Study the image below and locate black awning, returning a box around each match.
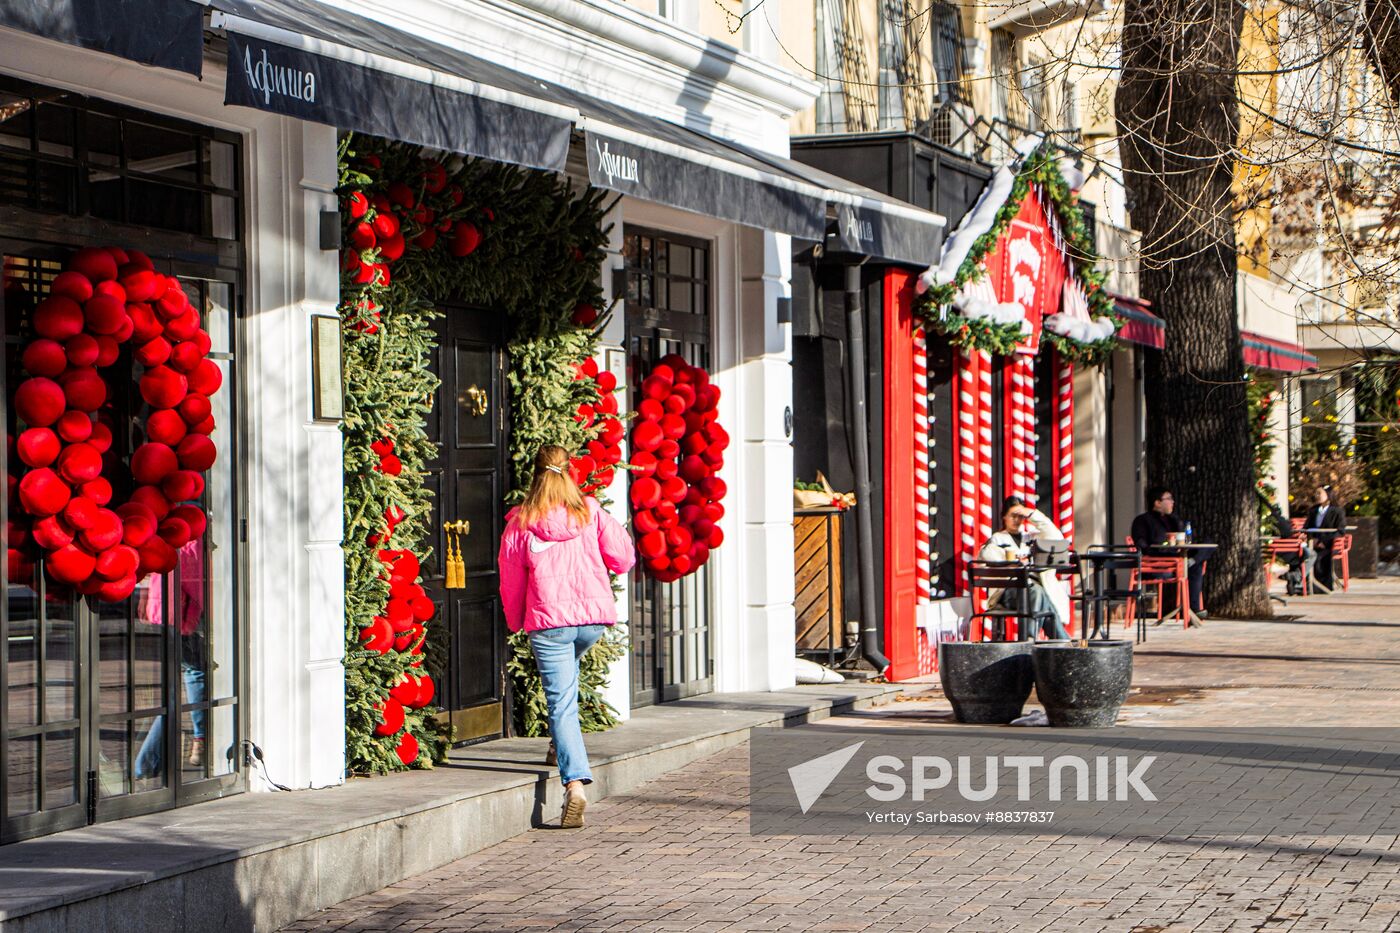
[207,0,938,246]
[210,0,575,173]
[1,0,204,75]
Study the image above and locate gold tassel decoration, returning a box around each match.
[444,520,469,590]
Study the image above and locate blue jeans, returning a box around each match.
[135,664,206,779]
[529,624,607,786]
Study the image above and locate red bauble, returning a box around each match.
[636,399,663,422]
[69,247,118,282]
[379,233,406,262]
[88,421,113,454]
[63,496,99,530]
[350,221,377,250]
[665,525,693,553]
[189,360,222,397]
[645,555,671,574]
[707,526,725,548]
[630,450,657,476]
[656,439,680,460]
[140,366,188,408]
[680,455,709,484]
[169,505,207,539]
[83,294,127,335]
[48,544,96,584]
[179,394,212,425]
[389,674,420,707]
[56,442,102,484]
[63,333,99,368]
[374,698,405,736]
[95,545,140,581]
[700,477,727,501]
[599,418,625,446]
[165,310,200,342]
[631,420,663,453]
[50,270,94,303]
[176,434,217,471]
[637,531,666,559]
[395,731,420,766]
[131,443,179,484]
[654,500,678,528]
[129,486,171,519]
[16,377,66,427]
[571,304,598,327]
[19,469,70,516]
[670,554,693,576]
[660,476,687,504]
[135,337,172,367]
[654,458,678,481]
[60,368,106,411]
[413,674,435,709]
[17,428,60,468]
[378,454,402,476]
[129,303,163,342]
[161,470,204,503]
[157,516,192,548]
[116,503,159,547]
[633,508,660,535]
[22,339,68,378]
[32,515,75,550]
[372,212,401,240]
[80,509,123,552]
[662,394,686,416]
[449,221,481,257]
[660,414,686,440]
[95,575,137,603]
[346,191,369,219]
[146,409,188,446]
[34,296,85,340]
[360,616,394,653]
[121,269,159,303]
[80,476,114,507]
[630,476,662,510]
[136,536,178,576]
[642,375,670,401]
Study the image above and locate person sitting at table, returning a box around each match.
[980,496,1070,640]
[1130,486,1207,620]
[1303,485,1346,591]
[1262,492,1314,596]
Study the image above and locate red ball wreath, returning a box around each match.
[10,247,221,600]
[571,357,623,494]
[628,355,728,582]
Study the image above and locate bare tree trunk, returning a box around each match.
[1116,0,1271,618]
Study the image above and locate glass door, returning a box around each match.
[622,227,714,707]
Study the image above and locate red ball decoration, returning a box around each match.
[95,545,140,581]
[19,468,70,516]
[654,458,678,481]
[80,477,114,507]
[637,531,666,559]
[169,505,207,539]
[56,442,102,484]
[33,296,85,340]
[95,575,138,603]
[137,536,178,576]
[179,394,212,425]
[129,303,162,342]
[157,516,192,548]
[17,428,60,468]
[60,368,106,411]
[63,496,99,530]
[83,294,127,335]
[80,509,124,552]
[22,339,68,378]
[165,310,200,342]
[680,455,709,484]
[660,414,687,440]
[189,360,222,397]
[637,399,664,422]
[16,378,67,427]
[360,616,394,653]
[374,698,405,736]
[661,476,688,504]
[631,420,663,453]
[32,515,75,550]
[161,470,204,503]
[131,443,178,484]
[656,439,680,460]
[129,486,171,519]
[176,434,217,471]
[116,503,159,547]
[50,270,94,303]
[121,269,159,303]
[140,366,188,409]
[146,409,188,446]
[449,221,481,257]
[571,304,598,327]
[48,544,96,584]
[88,422,113,454]
[136,337,172,367]
[96,335,122,368]
[630,477,662,510]
[633,509,661,535]
[395,731,420,766]
[69,247,118,282]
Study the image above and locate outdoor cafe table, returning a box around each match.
[1144,542,1218,628]
[1301,527,1349,594]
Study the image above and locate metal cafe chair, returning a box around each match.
[1081,546,1144,642]
[1124,535,1187,626]
[1333,533,1353,592]
[1264,538,1309,597]
[967,560,1056,642]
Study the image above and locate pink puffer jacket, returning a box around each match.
[498,498,636,634]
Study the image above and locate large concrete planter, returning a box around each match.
[1032,641,1133,727]
[937,640,1035,724]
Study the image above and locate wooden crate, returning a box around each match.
[794,508,844,651]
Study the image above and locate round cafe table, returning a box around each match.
[1302,528,1343,593]
[1144,542,1218,627]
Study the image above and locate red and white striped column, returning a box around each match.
[1008,355,1036,503]
[1053,355,1075,544]
[976,349,994,555]
[954,348,979,598]
[913,327,931,604]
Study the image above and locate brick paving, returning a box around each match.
[281,579,1400,932]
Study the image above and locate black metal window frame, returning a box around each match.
[0,75,247,844]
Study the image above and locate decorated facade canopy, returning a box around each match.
[913,137,1121,364]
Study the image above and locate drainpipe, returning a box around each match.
[843,260,890,675]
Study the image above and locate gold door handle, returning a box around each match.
[462,385,488,417]
[444,519,470,589]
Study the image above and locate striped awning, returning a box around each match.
[1112,294,1164,349]
[1242,331,1318,373]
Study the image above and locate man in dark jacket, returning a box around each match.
[1131,486,1207,619]
[1303,486,1346,591]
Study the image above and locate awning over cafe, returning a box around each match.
[1242,331,1318,373]
[1,0,204,75]
[1112,294,1165,350]
[207,0,939,249]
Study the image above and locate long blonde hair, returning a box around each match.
[514,445,589,529]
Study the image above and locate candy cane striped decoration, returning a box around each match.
[1054,356,1075,544]
[976,349,994,555]
[913,327,931,604]
[1008,356,1035,502]
[955,348,979,596]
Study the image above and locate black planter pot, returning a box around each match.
[1032,641,1133,727]
[937,641,1035,724]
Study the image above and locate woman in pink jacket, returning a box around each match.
[499,444,635,828]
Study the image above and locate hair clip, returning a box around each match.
[544,464,565,475]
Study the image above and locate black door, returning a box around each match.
[621,227,713,707]
[423,306,509,744]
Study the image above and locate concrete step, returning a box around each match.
[0,682,899,933]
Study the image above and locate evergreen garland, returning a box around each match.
[915,142,1121,361]
[337,135,618,774]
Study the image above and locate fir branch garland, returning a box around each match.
[337,136,617,774]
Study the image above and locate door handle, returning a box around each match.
[444,520,470,589]
[462,385,488,417]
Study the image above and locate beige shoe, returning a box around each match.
[560,783,587,829]
[188,737,205,767]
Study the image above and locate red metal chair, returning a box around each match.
[1264,538,1309,596]
[1290,517,1306,532]
[1125,536,1188,626]
[1332,533,1352,592]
